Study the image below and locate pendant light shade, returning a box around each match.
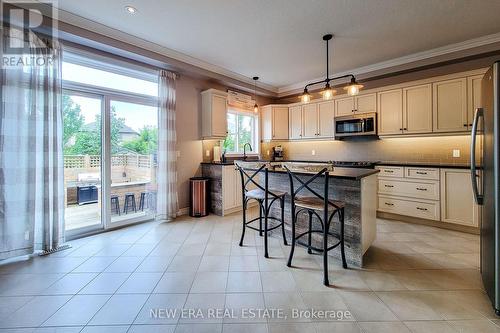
[344,77,364,96]
[321,82,336,100]
[300,88,312,103]
[253,76,259,113]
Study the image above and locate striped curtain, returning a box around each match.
[156,70,178,221]
[0,28,64,259]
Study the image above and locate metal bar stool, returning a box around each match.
[111,195,120,216]
[123,193,137,214]
[284,164,347,286]
[235,161,288,258]
[139,192,148,211]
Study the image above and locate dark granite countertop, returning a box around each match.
[201,161,236,166]
[267,166,379,180]
[376,161,471,169]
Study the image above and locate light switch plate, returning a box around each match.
[312,150,316,156]
[205,150,210,157]
[453,149,461,158]
[267,150,270,156]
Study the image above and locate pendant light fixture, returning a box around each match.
[253,76,259,113]
[300,34,363,103]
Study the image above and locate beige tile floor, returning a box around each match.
[0,209,497,333]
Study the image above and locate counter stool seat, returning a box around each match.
[295,196,345,211]
[246,188,286,200]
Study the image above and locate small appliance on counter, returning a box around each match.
[272,145,284,161]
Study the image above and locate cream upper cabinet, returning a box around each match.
[273,106,289,140]
[335,97,354,116]
[334,93,376,117]
[440,168,479,227]
[318,100,335,137]
[261,105,289,141]
[433,78,467,132]
[289,105,303,139]
[261,106,273,141]
[378,89,403,135]
[201,89,228,139]
[468,75,483,130]
[302,104,318,138]
[355,93,377,114]
[403,84,432,134]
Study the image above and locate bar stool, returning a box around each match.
[123,193,137,214]
[139,192,148,211]
[284,164,347,286]
[235,161,288,258]
[111,195,120,216]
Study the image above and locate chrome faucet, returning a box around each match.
[243,143,253,160]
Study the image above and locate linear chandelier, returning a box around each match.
[300,34,364,103]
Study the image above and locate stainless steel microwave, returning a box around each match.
[334,112,377,139]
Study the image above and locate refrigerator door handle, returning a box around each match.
[471,107,484,205]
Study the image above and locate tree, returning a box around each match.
[62,95,84,152]
[67,107,125,155]
[122,126,158,154]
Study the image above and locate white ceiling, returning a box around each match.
[55,0,500,92]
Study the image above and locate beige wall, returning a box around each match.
[175,75,273,210]
[262,135,471,164]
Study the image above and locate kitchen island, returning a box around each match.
[261,163,379,268]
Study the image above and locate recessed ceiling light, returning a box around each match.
[125,6,137,14]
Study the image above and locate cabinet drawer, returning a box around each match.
[378,179,439,200]
[378,196,440,221]
[375,166,404,178]
[405,167,439,180]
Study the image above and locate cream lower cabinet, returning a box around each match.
[222,166,243,214]
[440,168,480,227]
[377,165,480,229]
[377,166,441,221]
[261,105,289,141]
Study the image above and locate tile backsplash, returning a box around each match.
[261,135,471,164]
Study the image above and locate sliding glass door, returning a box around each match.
[61,50,159,238]
[63,92,105,237]
[108,99,158,227]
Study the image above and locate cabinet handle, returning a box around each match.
[384,184,394,188]
[403,128,407,130]
[399,128,403,131]
[384,170,394,173]
[464,124,468,127]
[415,171,428,175]
[385,202,394,206]
[469,124,473,127]
[416,187,428,191]
[416,207,428,211]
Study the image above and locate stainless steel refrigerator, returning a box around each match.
[472,61,500,315]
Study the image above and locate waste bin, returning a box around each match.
[189,177,209,217]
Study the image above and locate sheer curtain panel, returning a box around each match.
[0,28,64,260]
[156,70,178,221]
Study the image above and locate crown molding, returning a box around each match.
[53,7,279,94]
[277,31,500,96]
[47,4,500,98]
